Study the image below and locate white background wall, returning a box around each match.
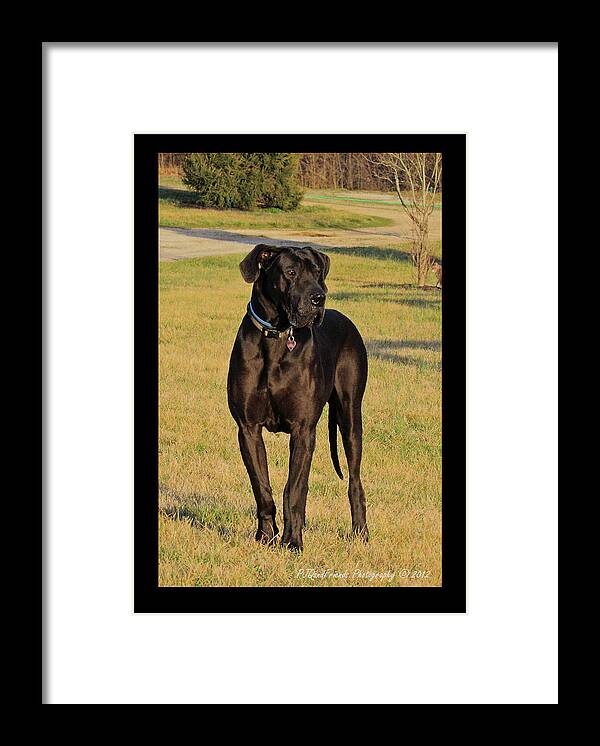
[45,43,558,704]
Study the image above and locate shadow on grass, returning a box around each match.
[325,245,412,263]
[365,339,442,371]
[330,290,441,309]
[159,483,251,539]
[361,282,441,291]
[159,186,198,206]
[369,339,441,351]
[397,297,442,309]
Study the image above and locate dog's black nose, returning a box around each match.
[310,293,326,307]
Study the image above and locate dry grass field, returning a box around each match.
[158,241,442,587]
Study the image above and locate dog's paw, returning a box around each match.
[255,521,279,545]
[352,525,369,543]
[280,533,303,552]
[284,540,303,552]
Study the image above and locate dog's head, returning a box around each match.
[240,244,330,328]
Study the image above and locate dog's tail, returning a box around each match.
[328,393,344,480]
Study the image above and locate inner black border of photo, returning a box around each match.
[134,134,466,613]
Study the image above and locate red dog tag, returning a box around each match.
[286,334,296,351]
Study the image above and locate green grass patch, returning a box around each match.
[159,199,393,231]
[306,193,442,209]
[158,175,394,231]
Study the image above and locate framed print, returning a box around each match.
[134,134,465,612]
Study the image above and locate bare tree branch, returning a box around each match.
[365,152,442,285]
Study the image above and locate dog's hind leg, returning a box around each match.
[334,349,369,541]
[337,400,368,541]
[238,424,278,543]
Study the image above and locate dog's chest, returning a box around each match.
[255,357,316,432]
[229,335,325,432]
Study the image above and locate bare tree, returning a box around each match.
[365,153,442,286]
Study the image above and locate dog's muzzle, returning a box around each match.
[288,306,325,328]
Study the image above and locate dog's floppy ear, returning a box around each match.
[306,248,331,289]
[317,250,330,280]
[239,244,281,283]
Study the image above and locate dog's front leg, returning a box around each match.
[237,424,278,543]
[282,426,316,551]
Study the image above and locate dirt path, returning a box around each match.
[159,197,441,261]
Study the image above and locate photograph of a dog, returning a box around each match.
[158,150,442,587]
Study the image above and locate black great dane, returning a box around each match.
[227,244,368,551]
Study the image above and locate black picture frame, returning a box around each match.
[134,135,466,613]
